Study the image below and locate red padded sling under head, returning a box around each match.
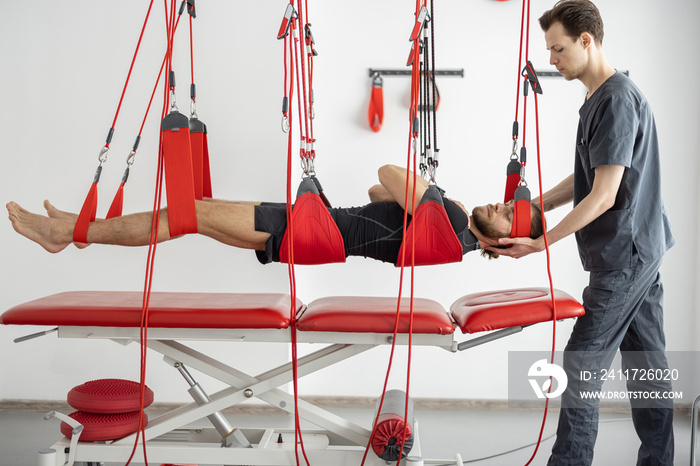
[509,185,531,239]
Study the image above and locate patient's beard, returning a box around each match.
[471,207,506,239]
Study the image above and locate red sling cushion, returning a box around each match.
[279,191,346,265]
[509,186,532,239]
[161,111,198,237]
[396,191,463,267]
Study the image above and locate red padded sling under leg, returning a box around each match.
[161,111,198,236]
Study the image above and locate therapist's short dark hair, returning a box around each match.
[539,0,605,45]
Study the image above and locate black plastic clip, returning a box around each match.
[521,60,543,95]
[186,0,195,18]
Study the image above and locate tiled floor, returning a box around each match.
[0,405,692,465]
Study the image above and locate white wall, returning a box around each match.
[1,0,697,403]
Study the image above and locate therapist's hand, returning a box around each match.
[485,236,545,259]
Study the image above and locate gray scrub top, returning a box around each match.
[573,72,674,271]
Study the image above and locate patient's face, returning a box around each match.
[471,201,514,239]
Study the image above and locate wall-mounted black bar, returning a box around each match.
[368,68,464,77]
[536,69,629,77]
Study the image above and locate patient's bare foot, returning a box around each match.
[44,200,77,221]
[7,202,73,253]
[44,200,89,249]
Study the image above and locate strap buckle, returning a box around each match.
[126,149,137,167]
[277,3,297,40]
[510,138,519,161]
[409,6,429,41]
[305,24,318,56]
[189,99,198,120]
[98,145,109,165]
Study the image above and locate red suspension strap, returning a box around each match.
[277,4,314,465]
[277,2,345,267]
[158,0,198,237]
[106,26,175,220]
[74,0,204,239]
[279,3,294,133]
[367,72,384,132]
[505,0,543,240]
[396,0,462,268]
[185,0,213,201]
[73,0,156,243]
[362,3,436,465]
[123,3,194,465]
[503,2,558,464]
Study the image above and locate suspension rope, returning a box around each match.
[429,0,439,158]
[523,90,557,466]
[361,3,431,465]
[106,27,177,220]
[109,0,156,143]
[122,2,186,464]
[513,0,527,132]
[506,1,557,464]
[280,2,314,463]
[72,0,156,244]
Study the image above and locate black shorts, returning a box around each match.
[254,202,288,264]
[254,199,476,265]
[253,201,406,265]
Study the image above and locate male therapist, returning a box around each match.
[491,1,675,464]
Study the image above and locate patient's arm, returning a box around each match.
[368,184,396,203]
[375,164,428,213]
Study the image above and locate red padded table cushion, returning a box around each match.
[60,410,147,442]
[450,287,584,334]
[297,296,455,334]
[68,379,154,414]
[0,292,301,329]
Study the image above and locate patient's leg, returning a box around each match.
[194,200,269,249]
[8,202,75,253]
[7,200,270,253]
[45,200,79,221]
[45,201,90,249]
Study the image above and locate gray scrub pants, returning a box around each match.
[547,255,674,466]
